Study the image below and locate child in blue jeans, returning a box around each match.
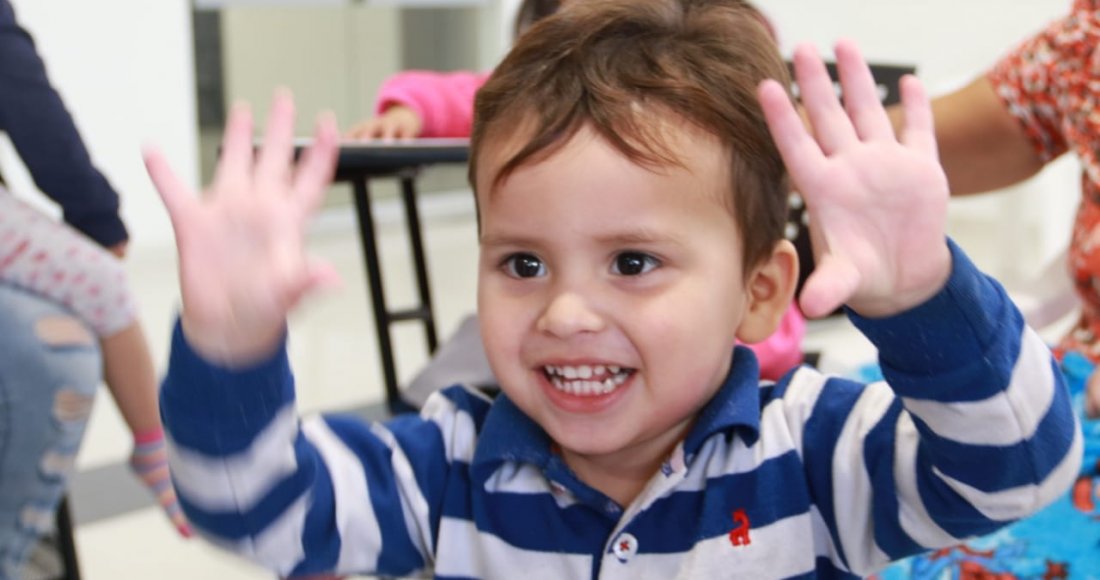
[146,0,1080,577]
[0,1,188,575]
[0,284,101,578]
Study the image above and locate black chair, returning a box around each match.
[54,496,81,580]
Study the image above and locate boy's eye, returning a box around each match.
[612,252,659,276]
[504,253,546,278]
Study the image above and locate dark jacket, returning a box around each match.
[0,0,127,247]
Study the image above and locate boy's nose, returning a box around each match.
[536,291,605,338]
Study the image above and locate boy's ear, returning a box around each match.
[736,239,799,343]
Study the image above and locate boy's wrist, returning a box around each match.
[848,240,1003,379]
[164,318,295,454]
[179,315,285,369]
[846,242,953,319]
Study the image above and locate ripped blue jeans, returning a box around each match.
[0,282,101,579]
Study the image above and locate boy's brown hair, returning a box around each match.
[513,0,561,38]
[471,0,791,274]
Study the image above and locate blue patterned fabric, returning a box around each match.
[872,351,1100,580]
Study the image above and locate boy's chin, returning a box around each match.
[550,431,629,458]
[540,416,646,454]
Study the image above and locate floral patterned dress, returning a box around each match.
[877,4,1100,578]
[988,0,1100,363]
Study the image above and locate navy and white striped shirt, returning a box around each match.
[162,245,1081,579]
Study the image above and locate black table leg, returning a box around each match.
[399,174,438,353]
[351,178,404,415]
[351,177,424,416]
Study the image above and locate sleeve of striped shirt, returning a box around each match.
[159,321,489,577]
[799,240,1082,576]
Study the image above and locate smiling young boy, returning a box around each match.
[146,1,1081,578]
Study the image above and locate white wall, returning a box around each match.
[761,1,1064,88]
[0,0,198,251]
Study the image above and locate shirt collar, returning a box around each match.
[473,346,762,468]
[681,346,762,455]
[473,392,554,468]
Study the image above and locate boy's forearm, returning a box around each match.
[161,319,312,571]
[161,319,295,452]
[821,240,1081,573]
[852,240,1080,519]
[160,320,438,576]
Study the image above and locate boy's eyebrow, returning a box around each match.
[480,227,685,247]
[478,232,536,247]
[593,228,686,246]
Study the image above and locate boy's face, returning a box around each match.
[475,122,761,467]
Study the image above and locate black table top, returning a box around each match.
[292,138,470,179]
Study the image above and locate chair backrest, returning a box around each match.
[784,61,916,315]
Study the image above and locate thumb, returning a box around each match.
[799,255,860,319]
[282,257,342,312]
[305,258,342,293]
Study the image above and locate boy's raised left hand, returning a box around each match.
[758,40,951,319]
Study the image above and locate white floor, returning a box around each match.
[60,187,1076,579]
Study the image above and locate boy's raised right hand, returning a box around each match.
[144,91,340,366]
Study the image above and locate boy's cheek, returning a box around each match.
[478,306,523,351]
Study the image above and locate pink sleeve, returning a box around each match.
[374,70,493,138]
[745,304,805,381]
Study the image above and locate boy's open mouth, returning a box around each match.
[542,364,634,396]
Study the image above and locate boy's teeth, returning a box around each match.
[545,365,631,396]
[548,364,620,380]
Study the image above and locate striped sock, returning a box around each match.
[130,429,192,538]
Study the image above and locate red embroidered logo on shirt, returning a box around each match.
[729,508,751,547]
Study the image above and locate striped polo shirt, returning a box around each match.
[162,243,1081,579]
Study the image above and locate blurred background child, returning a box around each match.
[0,1,189,575]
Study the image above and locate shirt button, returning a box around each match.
[612,533,638,562]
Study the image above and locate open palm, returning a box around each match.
[145,91,340,365]
[759,41,951,319]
